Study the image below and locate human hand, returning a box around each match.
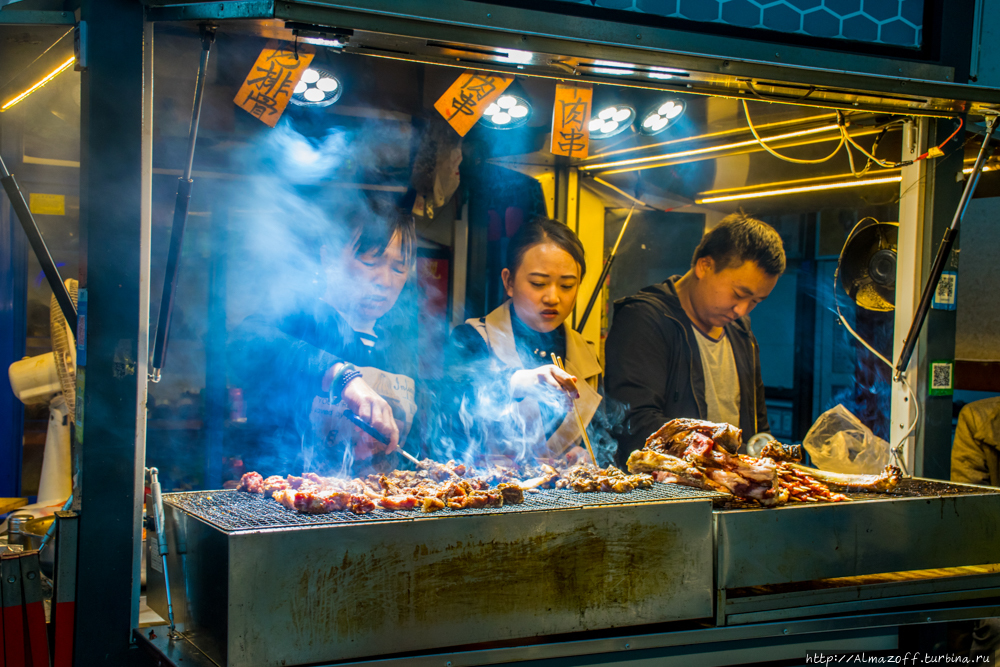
[324,364,399,456]
[510,364,579,400]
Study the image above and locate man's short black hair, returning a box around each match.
[692,212,786,276]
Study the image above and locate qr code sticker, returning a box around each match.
[935,273,956,305]
[931,362,953,390]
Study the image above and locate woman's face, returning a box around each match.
[502,242,581,333]
[327,232,410,324]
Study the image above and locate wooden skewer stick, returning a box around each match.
[550,353,597,465]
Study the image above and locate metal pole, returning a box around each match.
[576,203,634,332]
[893,115,996,381]
[150,24,216,382]
[0,154,78,333]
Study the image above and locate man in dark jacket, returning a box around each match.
[606,212,786,462]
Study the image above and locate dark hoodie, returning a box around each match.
[605,276,770,463]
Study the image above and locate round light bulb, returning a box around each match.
[643,114,658,128]
[589,118,604,132]
[301,69,320,84]
[497,95,516,109]
[598,107,617,120]
[666,104,683,119]
[484,103,500,116]
[601,120,619,134]
[316,77,338,92]
[509,105,528,118]
[658,102,674,116]
[652,116,669,131]
[304,88,325,102]
[294,81,308,94]
[492,112,512,125]
[612,108,631,122]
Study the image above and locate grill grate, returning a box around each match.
[164,482,722,533]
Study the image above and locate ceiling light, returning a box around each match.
[640,99,686,135]
[589,105,635,139]
[481,93,531,129]
[301,36,347,48]
[501,49,533,64]
[648,66,686,80]
[1,57,76,112]
[591,60,636,75]
[290,67,342,108]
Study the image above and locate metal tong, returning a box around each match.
[343,409,421,465]
[549,354,597,465]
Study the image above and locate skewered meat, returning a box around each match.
[784,463,902,492]
[776,464,850,502]
[237,471,263,493]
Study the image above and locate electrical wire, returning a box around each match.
[891,372,918,476]
[742,99,846,164]
[915,117,964,161]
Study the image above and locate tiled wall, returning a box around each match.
[556,0,924,48]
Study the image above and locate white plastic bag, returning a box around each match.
[802,404,891,474]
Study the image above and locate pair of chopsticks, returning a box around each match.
[549,354,597,465]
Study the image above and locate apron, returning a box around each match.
[467,301,603,458]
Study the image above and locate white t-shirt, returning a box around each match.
[693,328,741,428]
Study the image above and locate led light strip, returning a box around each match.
[585,124,840,172]
[695,175,902,204]
[1,56,76,112]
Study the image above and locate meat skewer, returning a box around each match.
[550,353,597,465]
[343,409,421,465]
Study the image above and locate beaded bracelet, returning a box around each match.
[331,364,363,404]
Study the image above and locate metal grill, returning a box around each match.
[164,482,722,533]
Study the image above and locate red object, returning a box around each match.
[19,554,48,667]
[0,555,25,667]
[51,511,78,667]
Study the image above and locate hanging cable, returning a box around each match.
[742,99,845,164]
[890,372,918,476]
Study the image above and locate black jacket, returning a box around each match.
[605,277,770,463]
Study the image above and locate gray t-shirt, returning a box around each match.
[693,328,741,427]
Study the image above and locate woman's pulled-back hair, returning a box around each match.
[505,217,586,279]
[692,211,785,276]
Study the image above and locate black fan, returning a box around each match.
[837,218,899,312]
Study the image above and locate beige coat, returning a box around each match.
[951,397,1000,487]
[467,301,603,457]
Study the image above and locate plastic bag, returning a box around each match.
[802,404,891,474]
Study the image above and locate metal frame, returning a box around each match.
[73,0,153,663]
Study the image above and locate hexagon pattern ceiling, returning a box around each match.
[557,0,923,48]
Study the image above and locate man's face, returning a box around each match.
[690,257,779,329]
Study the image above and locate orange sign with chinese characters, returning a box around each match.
[551,82,593,158]
[234,41,314,127]
[434,70,514,136]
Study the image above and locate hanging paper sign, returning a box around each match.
[433,70,514,136]
[234,41,314,127]
[551,82,593,158]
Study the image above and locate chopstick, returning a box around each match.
[550,354,597,465]
[343,409,421,465]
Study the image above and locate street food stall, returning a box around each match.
[3,0,1000,665]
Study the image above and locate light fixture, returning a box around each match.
[481,93,531,129]
[501,49,533,64]
[588,105,635,139]
[640,99,685,135]
[648,66,686,80]
[290,67,342,108]
[289,23,352,49]
[695,175,902,204]
[590,60,636,76]
[1,57,76,112]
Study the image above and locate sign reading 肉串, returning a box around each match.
[433,71,514,136]
[551,82,593,158]
[235,41,314,127]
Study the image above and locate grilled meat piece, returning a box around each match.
[785,463,902,492]
[421,496,446,512]
[759,442,803,462]
[237,472,264,494]
[379,495,420,510]
[496,482,524,504]
[563,463,654,493]
[645,418,742,456]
